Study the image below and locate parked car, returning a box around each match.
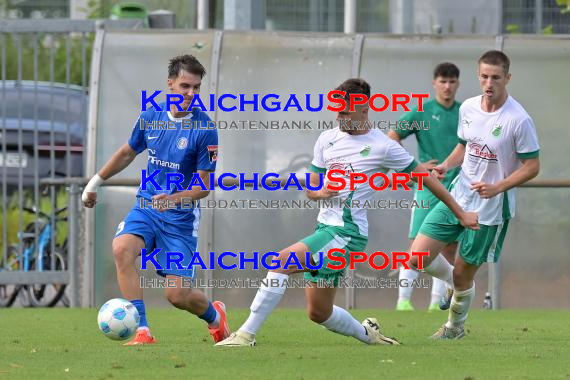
[0,81,88,190]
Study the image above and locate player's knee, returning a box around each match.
[307,306,330,324]
[111,242,137,267]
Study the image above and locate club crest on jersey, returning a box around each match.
[176,137,188,150]
[208,145,218,162]
[360,145,371,157]
[491,125,502,137]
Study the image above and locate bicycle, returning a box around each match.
[0,245,22,307]
[0,206,68,307]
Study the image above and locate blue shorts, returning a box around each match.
[115,203,198,278]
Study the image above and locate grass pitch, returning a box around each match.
[1,308,569,379]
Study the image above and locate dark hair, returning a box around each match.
[478,50,510,74]
[168,55,206,79]
[433,62,460,79]
[333,78,371,106]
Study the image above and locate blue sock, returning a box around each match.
[130,299,148,329]
[198,302,218,325]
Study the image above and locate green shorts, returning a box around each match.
[409,188,440,239]
[409,175,457,239]
[300,223,367,286]
[418,202,510,266]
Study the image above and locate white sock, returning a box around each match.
[240,272,289,335]
[320,305,370,343]
[422,253,454,287]
[430,277,447,305]
[397,268,419,303]
[446,283,475,328]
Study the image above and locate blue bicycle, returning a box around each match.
[0,206,68,307]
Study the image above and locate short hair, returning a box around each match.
[478,50,510,74]
[333,78,371,107]
[168,55,206,79]
[433,62,460,79]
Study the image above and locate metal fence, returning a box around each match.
[503,0,570,34]
[0,19,142,308]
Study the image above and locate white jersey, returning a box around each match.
[311,127,415,236]
[453,95,540,225]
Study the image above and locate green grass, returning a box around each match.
[1,309,569,379]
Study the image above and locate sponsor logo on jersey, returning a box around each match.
[148,155,180,170]
[329,162,355,175]
[469,143,497,160]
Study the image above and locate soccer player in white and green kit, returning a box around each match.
[388,63,462,311]
[406,51,540,339]
[216,78,478,347]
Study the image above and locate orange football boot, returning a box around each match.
[208,301,231,343]
[124,329,157,346]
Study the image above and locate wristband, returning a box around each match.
[82,174,104,202]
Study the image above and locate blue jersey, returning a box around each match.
[127,102,218,226]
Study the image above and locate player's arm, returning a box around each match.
[306,171,338,200]
[471,157,540,199]
[432,142,466,179]
[154,170,212,209]
[387,129,403,143]
[384,140,478,230]
[82,143,139,208]
[472,117,540,199]
[411,162,479,230]
[98,143,139,179]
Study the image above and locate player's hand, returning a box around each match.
[471,182,501,199]
[152,193,175,212]
[422,159,439,171]
[432,163,448,180]
[459,211,480,230]
[82,191,97,208]
[319,183,339,199]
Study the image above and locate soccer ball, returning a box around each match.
[97,298,140,340]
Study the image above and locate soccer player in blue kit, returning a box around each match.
[82,55,230,345]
